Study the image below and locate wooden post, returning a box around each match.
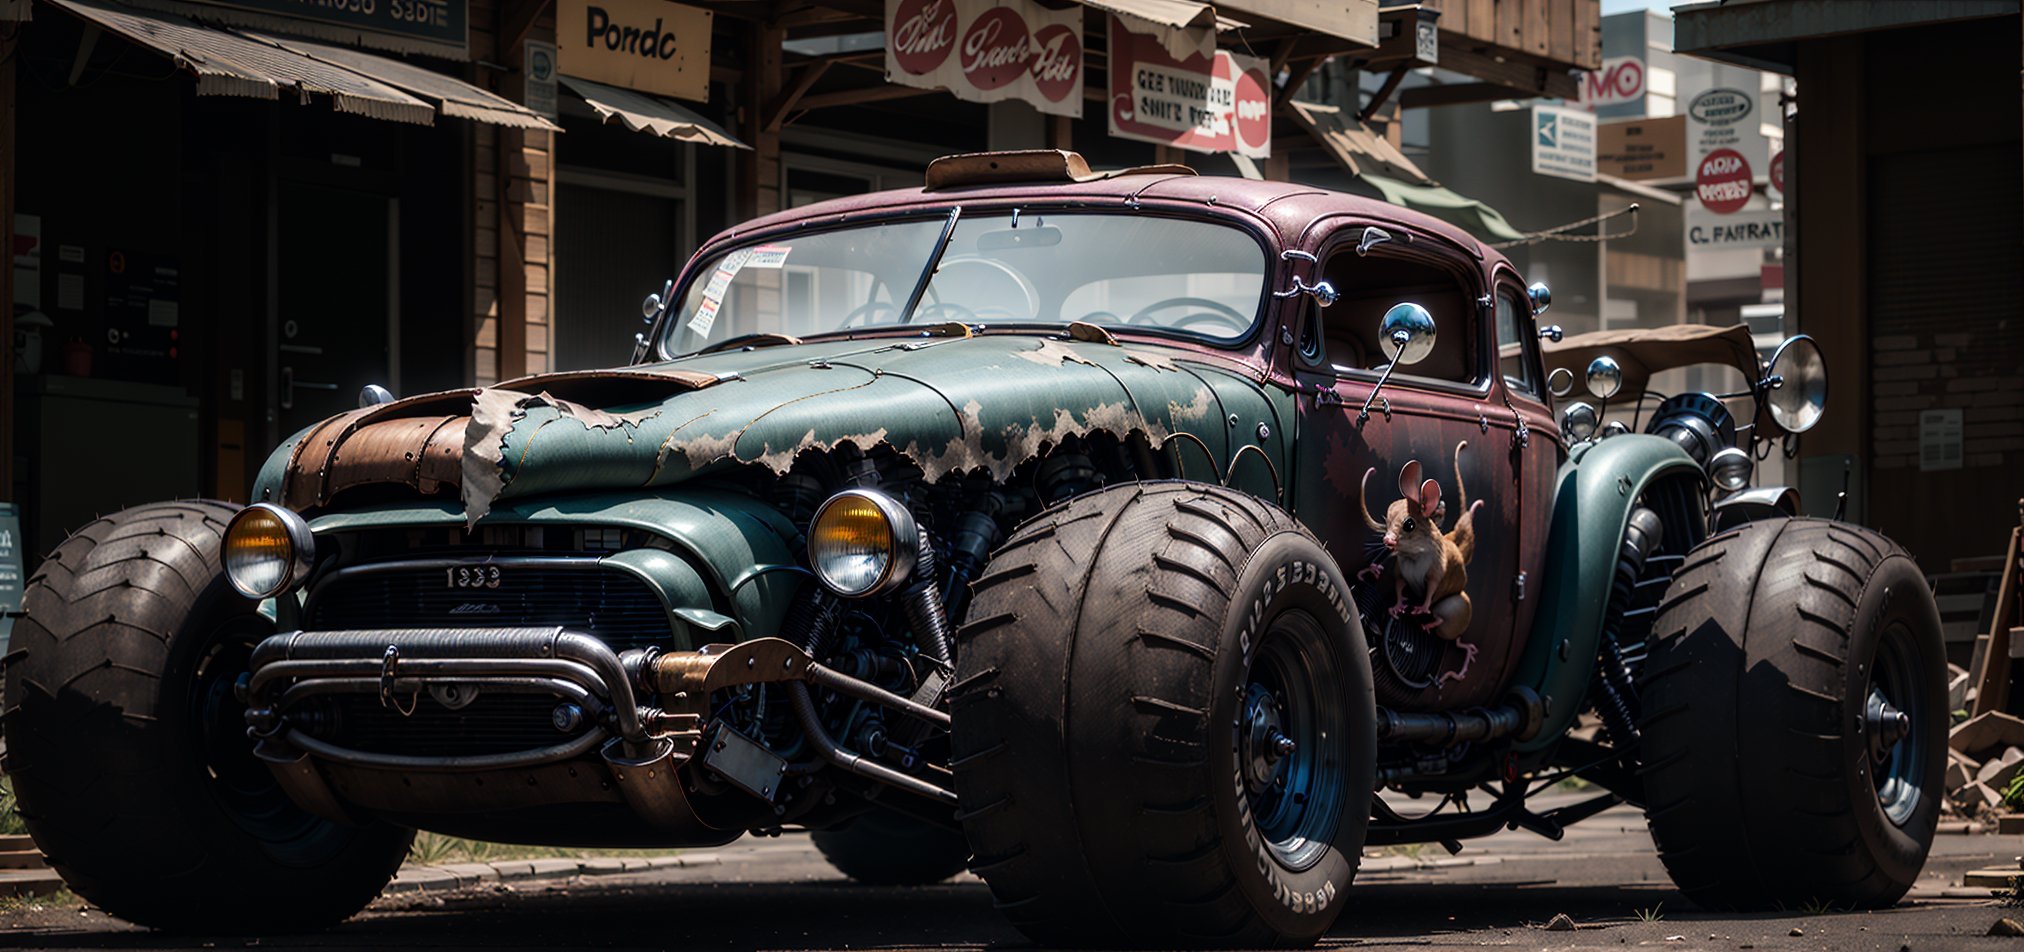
[738,22,785,219]
[1047,114,1073,152]
[1970,499,2024,717]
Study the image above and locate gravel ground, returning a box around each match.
[3,799,2019,950]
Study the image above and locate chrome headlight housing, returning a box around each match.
[1708,446,1754,493]
[1561,401,1599,441]
[222,503,315,599]
[807,489,919,598]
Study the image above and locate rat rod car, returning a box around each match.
[5,150,1941,945]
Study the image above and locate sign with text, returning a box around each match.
[1578,55,1645,110]
[1696,148,1753,214]
[1686,207,1782,251]
[1106,16,1269,158]
[1687,86,1768,210]
[0,504,20,649]
[1597,115,1684,180]
[184,0,468,55]
[1531,104,1596,183]
[525,39,558,117]
[558,0,712,102]
[885,0,1083,118]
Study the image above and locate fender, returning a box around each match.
[302,490,803,647]
[1511,433,1705,753]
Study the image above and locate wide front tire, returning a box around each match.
[811,810,972,885]
[2,502,413,932]
[951,482,1375,947]
[1638,517,1945,910]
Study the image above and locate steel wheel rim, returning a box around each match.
[1237,609,1347,871]
[1868,619,1927,827]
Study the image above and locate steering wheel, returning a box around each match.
[926,257,1039,321]
[1126,296,1251,333]
[912,301,982,325]
[841,300,902,329]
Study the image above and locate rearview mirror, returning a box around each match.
[1357,303,1437,428]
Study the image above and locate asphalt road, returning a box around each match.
[5,798,2021,951]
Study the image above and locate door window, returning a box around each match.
[1319,250,1480,385]
[1495,289,1538,394]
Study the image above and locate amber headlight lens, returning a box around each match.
[807,490,919,598]
[222,503,314,599]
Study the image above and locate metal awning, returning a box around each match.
[1287,99,1524,242]
[559,76,748,148]
[43,0,556,129]
[1075,0,1247,59]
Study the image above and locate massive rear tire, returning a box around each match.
[811,810,971,885]
[1637,517,1945,910]
[2,502,413,932]
[951,482,1374,947]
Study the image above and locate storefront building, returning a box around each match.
[1675,0,2023,570]
[1,0,1605,568]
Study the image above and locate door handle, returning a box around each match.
[280,365,341,410]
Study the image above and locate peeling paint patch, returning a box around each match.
[1016,338,1098,368]
[1125,352,1181,372]
[460,389,666,527]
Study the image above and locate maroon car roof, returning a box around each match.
[722,172,1507,267]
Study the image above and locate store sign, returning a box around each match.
[1105,16,1270,158]
[0,504,19,649]
[1769,149,1785,194]
[1597,115,1684,180]
[1696,148,1753,215]
[185,0,468,54]
[1578,56,1645,110]
[558,0,712,102]
[1531,104,1596,183]
[525,40,559,118]
[885,0,1083,118]
[1686,207,1782,250]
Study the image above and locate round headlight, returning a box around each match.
[808,490,919,598]
[1708,446,1754,493]
[1561,402,1599,441]
[1764,335,1828,434]
[222,503,314,599]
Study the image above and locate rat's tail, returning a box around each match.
[1358,466,1385,532]
[1451,440,1470,530]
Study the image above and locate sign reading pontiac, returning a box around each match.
[559,0,712,102]
[885,0,1083,117]
[1106,16,1270,158]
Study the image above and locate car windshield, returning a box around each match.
[660,210,1267,355]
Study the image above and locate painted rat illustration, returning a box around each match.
[1356,440,1482,641]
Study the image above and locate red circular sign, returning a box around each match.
[1233,61,1271,151]
[1696,148,1753,215]
[1029,23,1079,103]
[889,0,955,76]
[960,8,1031,90]
[1769,150,1785,194]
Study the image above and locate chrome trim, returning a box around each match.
[282,726,608,772]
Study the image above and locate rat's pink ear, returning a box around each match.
[1419,478,1441,517]
[1397,460,1423,501]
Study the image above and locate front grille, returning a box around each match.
[306,693,592,759]
[305,561,674,652]
[296,556,672,759]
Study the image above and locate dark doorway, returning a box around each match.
[274,182,396,436]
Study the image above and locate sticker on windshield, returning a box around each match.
[701,267,734,304]
[743,244,793,269]
[686,295,722,338]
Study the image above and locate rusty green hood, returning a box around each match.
[253,333,1270,524]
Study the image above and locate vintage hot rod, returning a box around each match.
[4,150,1942,946]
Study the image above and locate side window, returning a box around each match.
[1495,289,1537,394]
[1319,250,1480,385]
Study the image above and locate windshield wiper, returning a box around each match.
[898,206,962,325]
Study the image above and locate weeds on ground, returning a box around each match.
[1633,903,1664,923]
[1796,897,1842,916]
[405,831,681,867]
[0,888,74,916]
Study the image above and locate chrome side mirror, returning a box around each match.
[359,384,394,408]
[1379,302,1437,365]
[1357,226,1393,257]
[1585,355,1622,400]
[1358,303,1436,428]
[1527,282,1551,314]
[641,278,674,324]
